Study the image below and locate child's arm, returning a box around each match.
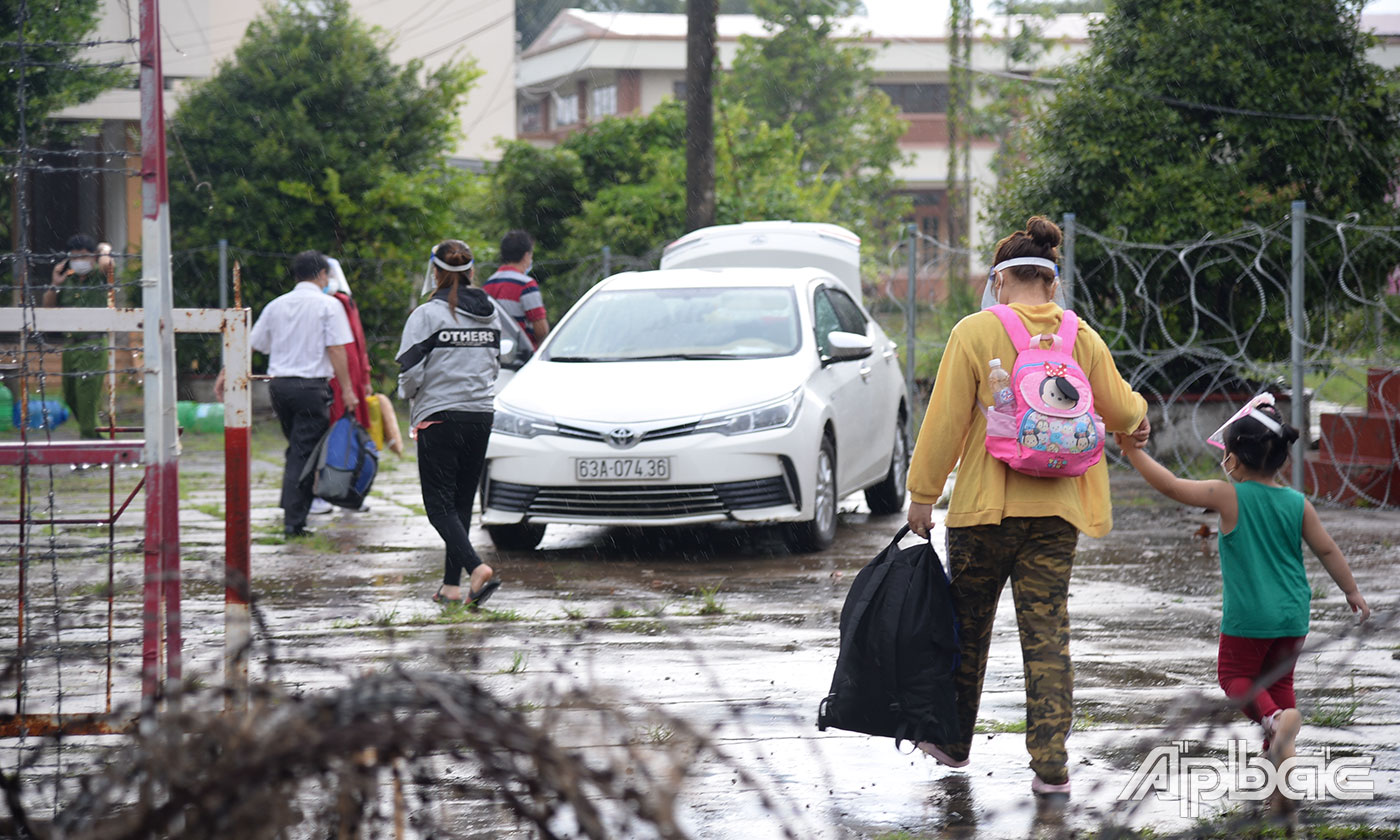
[1301,500,1370,622]
[1115,435,1238,525]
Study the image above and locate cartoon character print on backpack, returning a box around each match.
[1014,363,1099,466]
[983,306,1105,478]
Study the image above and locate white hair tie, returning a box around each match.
[1247,409,1282,434]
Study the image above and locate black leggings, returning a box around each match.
[416,413,492,587]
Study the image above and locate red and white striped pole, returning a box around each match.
[139,0,181,711]
[222,309,251,708]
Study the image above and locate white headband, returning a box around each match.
[420,252,475,296]
[992,257,1059,276]
[1246,408,1282,433]
[431,255,474,273]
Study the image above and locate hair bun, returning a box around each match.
[1025,215,1063,250]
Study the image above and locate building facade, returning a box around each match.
[517,9,1400,287]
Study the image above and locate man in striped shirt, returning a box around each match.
[483,230,549,348]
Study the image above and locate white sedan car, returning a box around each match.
[481,268,909,552]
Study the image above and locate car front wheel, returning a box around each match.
[786,436,837,553]
[864,417,908,515]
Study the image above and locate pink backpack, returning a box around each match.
[983,305,1104,477]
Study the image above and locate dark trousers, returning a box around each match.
[940,516,1078,785]
[416,414,492,587]
[269,377,331,534]
[63,346,105,439]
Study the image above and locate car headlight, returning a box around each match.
[492,406,557,438]
[697,389,803,436]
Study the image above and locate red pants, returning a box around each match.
[1217,634,1305,724]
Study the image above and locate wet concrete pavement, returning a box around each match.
[3,432,1398,838]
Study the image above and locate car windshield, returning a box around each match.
[543,286,801,361]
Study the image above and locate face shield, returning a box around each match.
[420,246,474,296]
[325,257,351,296]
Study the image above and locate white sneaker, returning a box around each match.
[309,497,334,515]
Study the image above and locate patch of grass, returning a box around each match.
[497,651,528,674]
[646,599,675,618]
[560,606,585,620]
[370,606,400,628]
[973,718,1026,734]
[422,607,526,627]
[697,582,726,616]
[70,579,132,599]
[189,502,223,518]
[1308,690,1361,728]
[606,619,666,635]
[638,724,674,746]
[608,605,642,619]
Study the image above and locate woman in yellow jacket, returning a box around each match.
[906,216,1149,797]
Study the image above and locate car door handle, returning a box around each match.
[882,346,896,361]
[858,365,872,380]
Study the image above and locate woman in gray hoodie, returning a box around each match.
[397,239,521,607]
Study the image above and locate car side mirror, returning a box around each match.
[824,330,873,363]
[499,337,531,372]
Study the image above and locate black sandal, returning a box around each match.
[465,579,501,610]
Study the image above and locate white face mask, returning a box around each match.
[69,259,94,275]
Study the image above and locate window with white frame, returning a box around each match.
[554,92,579,128]
[590,84,617,118]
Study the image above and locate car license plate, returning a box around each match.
[575,457,671,481]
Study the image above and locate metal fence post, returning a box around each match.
[602,245,612,279]
[906,223,918,439]
[1290,200,1306,492]
[218,238,228,309]
[1062,213,1076,310]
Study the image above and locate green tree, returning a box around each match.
[720,0,909,251]
[988,0,1400,384]
[2,0,127,242]
[168,0,481,373]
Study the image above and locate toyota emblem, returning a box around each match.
[606,427,639,449]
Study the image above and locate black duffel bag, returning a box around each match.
[817,525,961,748]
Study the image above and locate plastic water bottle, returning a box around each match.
[989,359,1016,415]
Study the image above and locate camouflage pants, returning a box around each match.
[938,516,1077,785]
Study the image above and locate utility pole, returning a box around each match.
[685,0,717,231]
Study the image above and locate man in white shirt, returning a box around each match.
[221,251,356,537]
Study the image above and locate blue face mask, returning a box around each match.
[322,284,333,295]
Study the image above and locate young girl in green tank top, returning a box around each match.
[1117,402,1369,814]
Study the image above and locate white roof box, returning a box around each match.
[660,221,863,303]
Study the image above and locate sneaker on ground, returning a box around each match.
[917,742,969,768]
[309,497,333,515]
